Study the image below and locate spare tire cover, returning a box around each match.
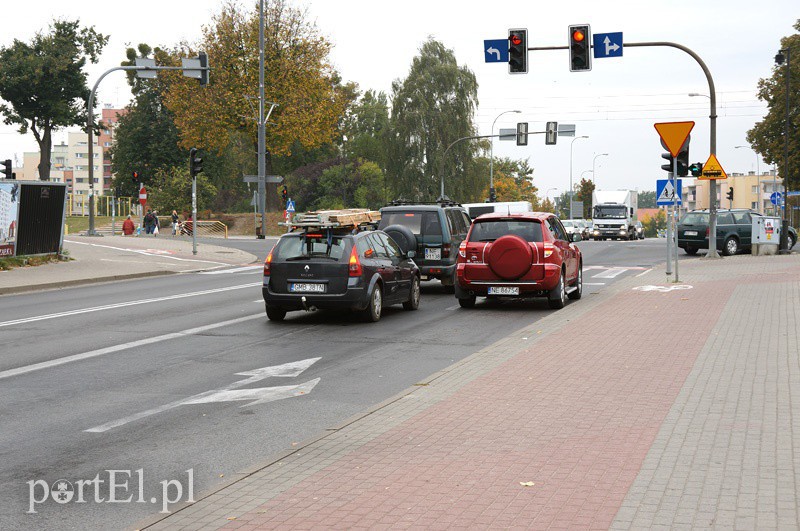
[487,235,532,280]
[383,224,417,254]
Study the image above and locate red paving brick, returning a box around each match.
[215,278,737,529]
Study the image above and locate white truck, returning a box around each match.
[591,190,638,240]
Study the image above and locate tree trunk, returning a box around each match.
[36,127,53,181]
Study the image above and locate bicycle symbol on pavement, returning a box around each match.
[633,285,693,293]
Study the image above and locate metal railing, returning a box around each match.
[177,220,228,239]
[67,194,133,217]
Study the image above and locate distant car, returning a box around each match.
[262,220,420,322]
[378,201,471,292]
[634,221,645,239]
[455,212,582,310]
[561,220,580,238]
[576,219,592,240]
[678,208,797,256]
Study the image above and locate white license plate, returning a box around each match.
[289,283,326,293]
[684,231,698,236]
[424,248,441,260]
[488,286,519,296]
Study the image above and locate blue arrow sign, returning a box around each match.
[593,32,623,58]
[484,39,509,63]
[656,178,682,206]
[770,192,783,205]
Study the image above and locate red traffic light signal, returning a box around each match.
[568,24,592,72]
[508,28,528,74]
[132,171,140,183]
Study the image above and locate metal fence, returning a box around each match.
[67,194,134,217]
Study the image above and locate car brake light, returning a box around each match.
[263,248,274,275]
[543,242,554,258]
[442,243,450,258]
[349,246,362,276]
[705,227,710,237]
[458,241,466,258]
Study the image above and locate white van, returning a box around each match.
[462,201,533,219]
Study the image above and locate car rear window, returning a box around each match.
[469,220,543,242]
[275,233,348,261]
[680,212,709,225]
[380,211,442,236]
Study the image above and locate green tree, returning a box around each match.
[643,209,667,237]
[149,165,217,215]
[387,39,479,201]
[343,90,390,170]
[638,190,656,208]
[747,20,800,190]
[110,45,184,197]
[575,178,595,218]
[0,20,108,180]
[480,158,542,206]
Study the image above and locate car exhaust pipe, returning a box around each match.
[300,296,317,312]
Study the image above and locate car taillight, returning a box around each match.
[705,227,710,237]
[543,242,554,258]
[349,246,362,277]
[263,248,273,275]
[458,241,467,258]
[442,243,451,258]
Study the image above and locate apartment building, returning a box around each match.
[682,170,783,215]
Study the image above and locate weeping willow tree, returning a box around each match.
[386,39,480,201]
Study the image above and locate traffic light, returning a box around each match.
[726,188,734,201]
[1,159,11,179]
[508,29,528,74]
[132,170,140,184]
[189,148,203,178]
[660,139,674,173]
[688,162,703,177]
[516,122,528,146]
[676,135,690,177]
[281,186,288,203]
[568,24,592,72]
[199,51,209,86]
[489,188,497,203]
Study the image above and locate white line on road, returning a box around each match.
[583,282,606,286]
[199,265,263,275]
[0,283,261,329]
[0,314,264,381]
[636,268,653,277]
[592,268,628,279]
[64,239,232,265]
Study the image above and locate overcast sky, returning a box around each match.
[2,0,796,198]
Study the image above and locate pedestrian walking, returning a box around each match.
[122,215,135,236]
[143,209,156,234]
[171,210,179,235]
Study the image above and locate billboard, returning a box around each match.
[0,181,20,257]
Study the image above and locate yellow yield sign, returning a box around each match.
[654,121,695,156]
[699,154,727,180]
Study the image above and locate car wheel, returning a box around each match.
[568,263,582,300]
[723,236,739,256]
[403,276,420,310]
[362,283,383,322]
[684,246,699,256]
[266,305,286,321]
[548,269,567,309]
[458,295,476,308]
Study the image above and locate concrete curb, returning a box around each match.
[0,270,176,296]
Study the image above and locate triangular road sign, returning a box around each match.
[654,121,695,157]
[700,154,727,180]
[658,180,675,202]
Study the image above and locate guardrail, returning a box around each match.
[178,220,228,239]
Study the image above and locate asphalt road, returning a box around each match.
[0,237,686,529]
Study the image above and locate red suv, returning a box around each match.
[455,212,583,309]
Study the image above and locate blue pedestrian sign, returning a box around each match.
[484,39,509,63]
[656,179,682,206]
[593,32,623,58]
[770,192,783,205]
[286,200,296,212]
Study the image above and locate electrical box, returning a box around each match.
[751,215,781,256]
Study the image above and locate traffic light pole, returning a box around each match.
[530,40,719,258]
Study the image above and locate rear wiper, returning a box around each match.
[286,256,311,261]
[478,238,497,242]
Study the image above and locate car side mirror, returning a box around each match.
[364,248,374,258]
[571,233,582,242]
[406,250,416,258]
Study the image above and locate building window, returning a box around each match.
[104,142,111,147]
[751,202,758,209]
[76,153,84,158]
[752,185,758,193]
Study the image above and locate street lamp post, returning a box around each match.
[581,170,593,180]
[546,187,558,214]
[775,47,791,253]
[490,110,521,202]
[735,145,764,213]
[592,153,608,185]
[570,136,589,219]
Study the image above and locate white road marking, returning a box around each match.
[0,283,261,329]
[199,265,263,275]
[636,268,653,277]
[583,282,606,286]
[64,239,231,265]
[446,304,461,311]
[0,314,264,381]
[592,267,628,279]
[633,285,693,293]
[85,358,321,433]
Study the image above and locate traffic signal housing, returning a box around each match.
[688,162,703,177]
[1,159,11,179]
[508,29,528,74]
[189,148,203,178]
[726,188,734,202]
[676,135,690,177]
[199,51,209,86]
[132,170,140,184]
[281,186,288,203]
[568,24,592,72]
[660,139,674,173]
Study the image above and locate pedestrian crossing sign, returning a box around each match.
[656,178,682,205]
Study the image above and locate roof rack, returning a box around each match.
[386,198,463,208]
[279,208,381,230]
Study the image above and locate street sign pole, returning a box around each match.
[673,158,679,282]
[666,170,673,279]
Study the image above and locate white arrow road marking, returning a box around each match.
[0,283,261,329]
[0,314,264,381]
[64,239,232,265]
[487,47,501,60]
[85,357,321,433]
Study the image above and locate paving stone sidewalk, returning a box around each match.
[140,253,800,530]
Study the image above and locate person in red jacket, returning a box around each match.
[122,215,135,236]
